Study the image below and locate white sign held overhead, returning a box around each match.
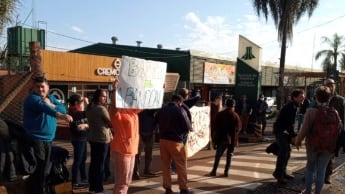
[115,56,167,109]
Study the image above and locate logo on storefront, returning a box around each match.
[241,46,255,60]
[96,58,122,76]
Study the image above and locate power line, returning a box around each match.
[7,13,345,58]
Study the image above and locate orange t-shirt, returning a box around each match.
[110,109,141,156]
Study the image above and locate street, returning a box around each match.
[53,122,345,194]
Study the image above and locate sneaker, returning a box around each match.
[132,173,140,180]
[325,176,331,184]
[165,188,173,194]
[300,189,311,194]
[143,171,158,177]
[208,171,216,176]
[73,183,88,189]
[284,174,294,180]
[273,172,287,184]
[180,189,194,194]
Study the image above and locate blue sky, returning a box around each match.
[3,0,345,70]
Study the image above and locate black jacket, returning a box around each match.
[274,101,298,138]
[156,102,192,143]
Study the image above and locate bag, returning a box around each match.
[266,141,279,156]
[310,107,341,152]
[47,146,70,185]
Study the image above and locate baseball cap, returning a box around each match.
[324,78,336,85]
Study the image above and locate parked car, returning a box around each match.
[265,97,276,107]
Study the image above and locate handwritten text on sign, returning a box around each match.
[186,106,210,157]
[115,56,167,109]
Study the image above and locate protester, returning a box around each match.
[272,89,305,184]
[23,76,73,194]
[209,99,241,177]
[255,94,268,135]
[133,109,159,180]
[156,94,193,194]
[170,88,200,173]
[323,78,345,184]
[235,95,252,134]
[67,94,89,189]
[295,86,341,194]
[86,89,113,193]
[209,95,222,149]
[109,79,142,193]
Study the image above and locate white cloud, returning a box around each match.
[71,26,84,33]
[179,10,345,71]
[181,12,237,55]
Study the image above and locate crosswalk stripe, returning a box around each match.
[189,165,273,179]
[131,179,224,194]
[54,140,308,193]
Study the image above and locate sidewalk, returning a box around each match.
[252,121,345,194]
[58,119,345,194]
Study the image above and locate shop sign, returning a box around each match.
[96,58,121,76]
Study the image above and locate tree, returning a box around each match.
[0,0,19,37]
[252,0,319,109]
[315,33,345,77]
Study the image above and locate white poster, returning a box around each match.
[186,106,210,157]
[115,56,167,109]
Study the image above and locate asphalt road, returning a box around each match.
[53,121,344,194]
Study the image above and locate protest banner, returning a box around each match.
[186,106,210,157]
[115,56,167,109]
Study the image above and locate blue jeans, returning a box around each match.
[88,141,109,193]
[71,140,87,184]
[297,114,304,132]
[304,144,332,194]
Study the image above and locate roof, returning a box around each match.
[69,43,192,81]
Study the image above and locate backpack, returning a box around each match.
[47,146,70,185]
[310,107,341,152]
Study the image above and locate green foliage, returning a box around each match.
[315,33,345,77]
[0,0,20,36]
[252,0,319,110]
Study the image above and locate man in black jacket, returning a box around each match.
[323,78,345,184]
[273,89,305,184]
[156,95,193,194]
[209,99,241,177]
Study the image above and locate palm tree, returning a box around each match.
[0,0,20,36]
[252,0,319,109]
[315,33,345,77]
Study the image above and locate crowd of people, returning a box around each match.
[19,73,345,194]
